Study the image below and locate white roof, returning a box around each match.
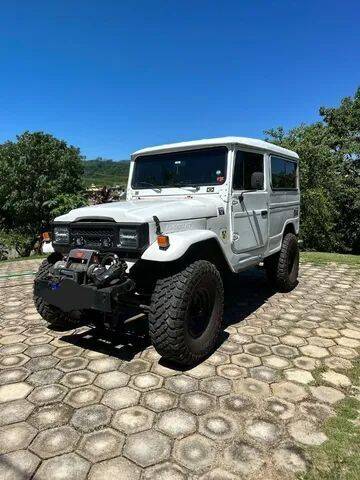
[133,136,299,160]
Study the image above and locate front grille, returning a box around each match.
[70,226,116,248]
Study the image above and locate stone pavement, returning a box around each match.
[0,259,359,479]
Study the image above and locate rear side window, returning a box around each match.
[233,151,264,190]
[271,156,297,190]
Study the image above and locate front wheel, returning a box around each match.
[264,233,299,292]
[149,260,224,366]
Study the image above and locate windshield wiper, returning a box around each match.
[172,183,200,191]
[137,182,161,193]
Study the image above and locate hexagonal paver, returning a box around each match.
[200,377,232,396]
[157,408,197,438]
[0,381,33,402]
[28,384,67,405]
[299,402,335,422]
[0,450,40,480]
[235,378,270,397]
[0,353,29,368]
[0,367,29,385]
[102,386,140,409]
[199,412,236,440]
[112,406,155,434]
[244,343,271,357]
[284,368,314,384]
[271,381,308,402]
[143,462,187,480]
[130,372,163,391]
[58,357,89,372]
[88,457,140,480]
[28,402,74,430]
[78,427,124,462]
[33,452,90,480]
[265,397,295,420]
[28,368,63,386]
[262,355,291,370]
[180,391,216,415]
[165,375,198,394]
[173,433,216,472]
[71,404,112,432]
[293,356,317,370]
[121,359,151,375]
[0,421,37,453]
[94,371,129,389]
[88,357,121,373]
[25,344,56,357]
[220,394,257,414]
[65,385,103,408]
[289,420,327,445]
[232,353,261,368]
[186,363,216,379]
[217,364,246,379]
[321,370,351,387]
[61,370,96,388]
[0,398,34,426]
[124,430,171,467]
[271,345,299,358]
[27,355,59,371]
[300,345,329,358]
[250,365,280,383]
[224,441,264,475]
[310,385,345,404]
[30,426,80,459]
[246,418,281,444]
[54,346,82,359]
[273,446,307,473]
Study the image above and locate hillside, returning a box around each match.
[83,158,130,187]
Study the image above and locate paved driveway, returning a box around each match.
[0,259,359,479]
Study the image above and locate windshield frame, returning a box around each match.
[131,146,228,190]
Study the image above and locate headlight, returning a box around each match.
[53,226,69,244]
[119,228,138,248]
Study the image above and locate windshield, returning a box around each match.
[132,146,227,189]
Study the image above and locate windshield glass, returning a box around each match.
[132,147,227,189]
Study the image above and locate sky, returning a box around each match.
[0,1,359,160]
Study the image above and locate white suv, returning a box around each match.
[34,137,300,365]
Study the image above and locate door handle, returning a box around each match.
[261,210,268,217]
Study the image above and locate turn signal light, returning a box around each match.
[157,234,170,250]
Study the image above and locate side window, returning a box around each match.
[233,151,264,190]
[271,156,297,190]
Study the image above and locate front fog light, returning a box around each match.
[119,228,138,248]
[53,226,69,244]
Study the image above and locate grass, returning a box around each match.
[299,359,360,480]
[0,254,46,264]
[300,251,360,267]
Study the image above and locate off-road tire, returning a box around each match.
[264,233,299,292]
[149,260,224,366]
[34,255,70,326]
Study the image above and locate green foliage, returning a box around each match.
[0,131,87,254]
[265,88,360,254]
[0,229,36,257]
[83,158,129,187]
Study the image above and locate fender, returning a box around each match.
[141,230,222,262]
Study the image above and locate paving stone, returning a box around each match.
[250,365,280,382]
[58,357,89,372]
[289,419,328,445]
[0,421,37,453]
[158,408,197,438]
[199,468,239,480]
[143,462,187,480]
[25,344,56,357]
[173,433,216,472]
[130,372,163,391]
[271,381,308,402]
[28,368,63,386]
[205,352,230,366]
[220,394,257,414]
[165,375,198,394]
[243,343,271,357]
[60,370,96,388]
[88,357,121,373]
[216,364,246,379]
[112,406,155,434]
[142,388,178,412]
[266,397,295,420]
[293,356,317,370]
[65,385,103,407]
[329,345,358,359]
[199,412,236,440]
[71,404,112,432]
[273,445,307,473]
[102,386,140,409]
[272,345,299,358]
[310,385,345,404]
[262,355,291,370]
[94,371,130,389]
[336,336,360,348]
[231,353,261,368]
[121,359,151,375]
[30,425,80,458]
[321,370,351,387]
[284,368,314,384]
[88,457,140,480]
[27,355,59,371]
[0,367,29,385]
[300,345,330,358]
[34,452,90,480]
[224,440,264,475]
[124,430,171,467]
[0,450,40,480]
[0,398,34,426]
[235,378,271,397]
[0,354,29,368]
[180,391,216,415]
[28,403,74,430]
[200,376,232,396]
[299,402,335,421]
[0,343,27,355]
[78,427,124,462]
[0,381,33,402]
[324,356,353,370]
[186,363,216,379]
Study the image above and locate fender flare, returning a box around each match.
[141,230,224,262]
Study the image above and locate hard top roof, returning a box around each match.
[133,136,299,160]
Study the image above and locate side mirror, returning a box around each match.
[251,172,264,190]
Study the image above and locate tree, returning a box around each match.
[265,88,360,253]
[0,131,87,255]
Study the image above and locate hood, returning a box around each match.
[55,197,219,223]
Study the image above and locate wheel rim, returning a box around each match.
[187,285,215,339]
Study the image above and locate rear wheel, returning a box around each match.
[149,260,224,366]
[34,255,70,327]
[264,233,299,292]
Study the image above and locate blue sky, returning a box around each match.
[0,1,359,159]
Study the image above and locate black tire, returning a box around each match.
[33,255,70,326]
[149,260,224,366]
[264,233,299,292]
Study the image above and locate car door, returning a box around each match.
[231,149,268,256]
